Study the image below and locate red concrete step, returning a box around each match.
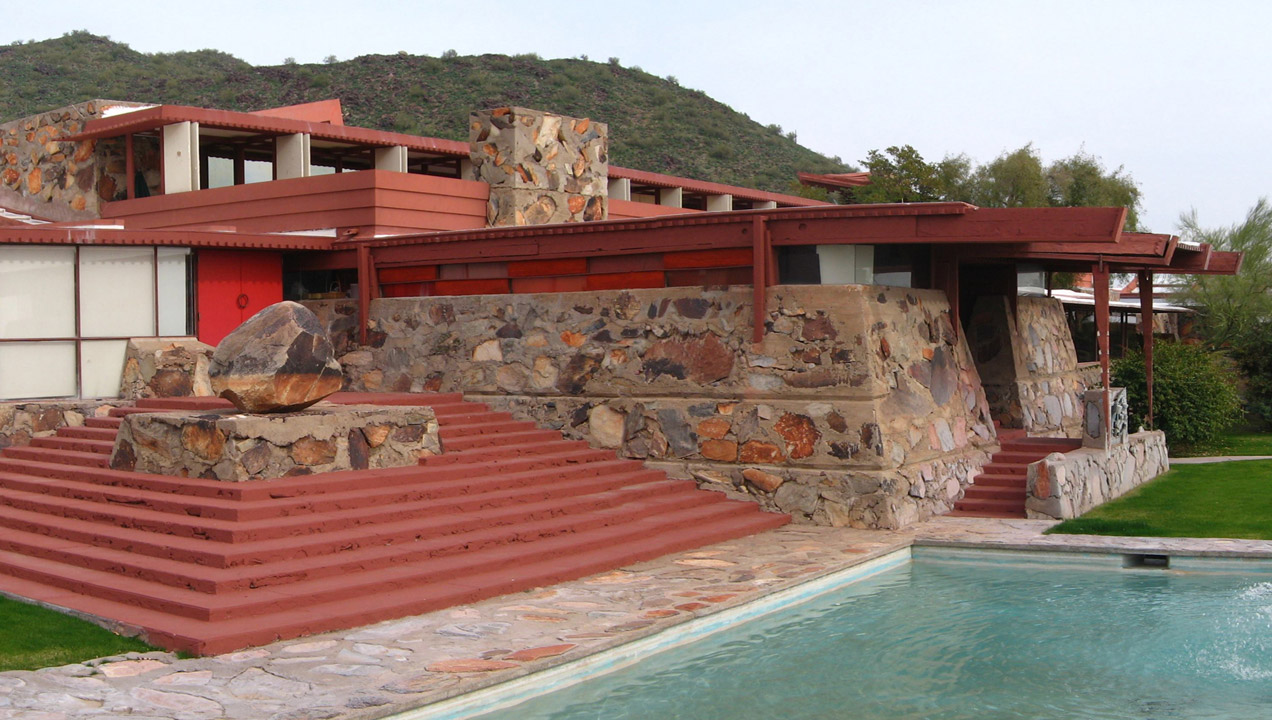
[1002,437,1082,453]
[442,428,564,452]
[960,486,1020,502]
[329,391,465,406]
[55,426,119,442]
[0,488,733,621]
[28,436,114,455]
[438,420,540,440]
[0,475,692,595]
[992,451,1052,465]
[422,439,600,466]
[980,462,1027,477]
[0,454,649,524]
[1,446,109,469]
[0,501,787,655]
[972,474,1026,488]
[0,448,639,503]
[952,497,1022,515]
[85,417,123,430]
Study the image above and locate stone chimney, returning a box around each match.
[469,107,607,226]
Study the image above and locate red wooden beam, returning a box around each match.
[1139,270,1154,427]
[1093,264,1112,436]
[752,216,767,344]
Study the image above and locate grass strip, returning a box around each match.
[1048,459,1272,540]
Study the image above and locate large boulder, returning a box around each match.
[209,301,344,413]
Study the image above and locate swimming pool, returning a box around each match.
[455,547,1272,720]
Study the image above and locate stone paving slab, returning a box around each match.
[1168,455,1272,464]
[5,516,1272,719]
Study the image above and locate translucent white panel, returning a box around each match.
[80,247,155,338]
[817,245,859,285]
[0,342,76,400]
[245,160,273,184]
[0,246,75,339]
[80,340,127,398]
[206,156,234,189]
[855,245,875,285]
[157,247,191,336]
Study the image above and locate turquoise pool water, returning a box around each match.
[473,549,1272,720]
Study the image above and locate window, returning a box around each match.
[0,246,193,400]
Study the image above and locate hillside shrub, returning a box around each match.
[1112,342,1241,448]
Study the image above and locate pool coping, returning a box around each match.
[4,517,1272,719]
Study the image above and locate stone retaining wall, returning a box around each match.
[307,284,999,529]
[119,338,215,400]
[0,400,122,450]
[0,100,155,219]
[1024,430,1168,519]
[969,295,1086,436]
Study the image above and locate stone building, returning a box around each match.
[0,98,1242,529]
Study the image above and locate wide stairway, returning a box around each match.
[950,432,1082,518]
[0,392,788,654]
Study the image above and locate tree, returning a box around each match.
[1180,198,1272,425]
[969,144,1049,208]
[851,145,968,204]
[1180,198,1272,348]
[1047,151,1141,230]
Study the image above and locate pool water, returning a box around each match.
[474,549,1272,720]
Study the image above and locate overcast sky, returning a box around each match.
[5,0,1268,233]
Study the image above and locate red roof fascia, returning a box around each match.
[0,225,333,251]
[609,165,824,206]
[74,104,826,206]
[250,99,345,125]
[70,105,469,155]
[796,171,872,190]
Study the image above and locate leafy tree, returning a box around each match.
[1047,151,1141,229]
[1113,343,1241,448]
[1180,198,1272,347]
[1180,198,1272,425]
[970,144,1049,208]
[851,145,967,203]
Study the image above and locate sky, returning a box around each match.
[4,0,1269,234]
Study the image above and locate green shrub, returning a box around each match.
[1233,321,1272,427]
[1112,342,1241,448]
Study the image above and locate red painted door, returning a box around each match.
[196,249,283,345]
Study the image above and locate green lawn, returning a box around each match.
[1172,431,1272,458]
[1047,459,1272,540]
[0,595,153,671]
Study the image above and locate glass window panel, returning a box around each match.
[80,339,128,398]
[79,247,155,338]
[0,341,76,400]
[0,246,75,339]
[157,247,192,336]
[817,245,858,285]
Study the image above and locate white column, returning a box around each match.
[162,121,199,194]
[706,194,733,212]
[459,157,475,180]
[658,187,683,208]
[374,146,408,173]
[608,177,631,201]
[276,133,311,180]
[753,200,777,210]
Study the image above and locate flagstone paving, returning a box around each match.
[3,516,1271,719]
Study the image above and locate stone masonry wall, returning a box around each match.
[0,400,123,451]
[1025,430,1168,520]
[0,100,154,220]
[968,295,1086,436]
[306,284,998,529]
[469,106,607,225]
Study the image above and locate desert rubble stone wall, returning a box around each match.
[967,295,1086,436]
[306,284,998,529]
[1025,430,1168,520]
[0,100,155,220]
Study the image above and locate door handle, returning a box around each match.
[236,293,249,309]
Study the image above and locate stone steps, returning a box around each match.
[952,436,1082,518]
[0,391,788,654]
